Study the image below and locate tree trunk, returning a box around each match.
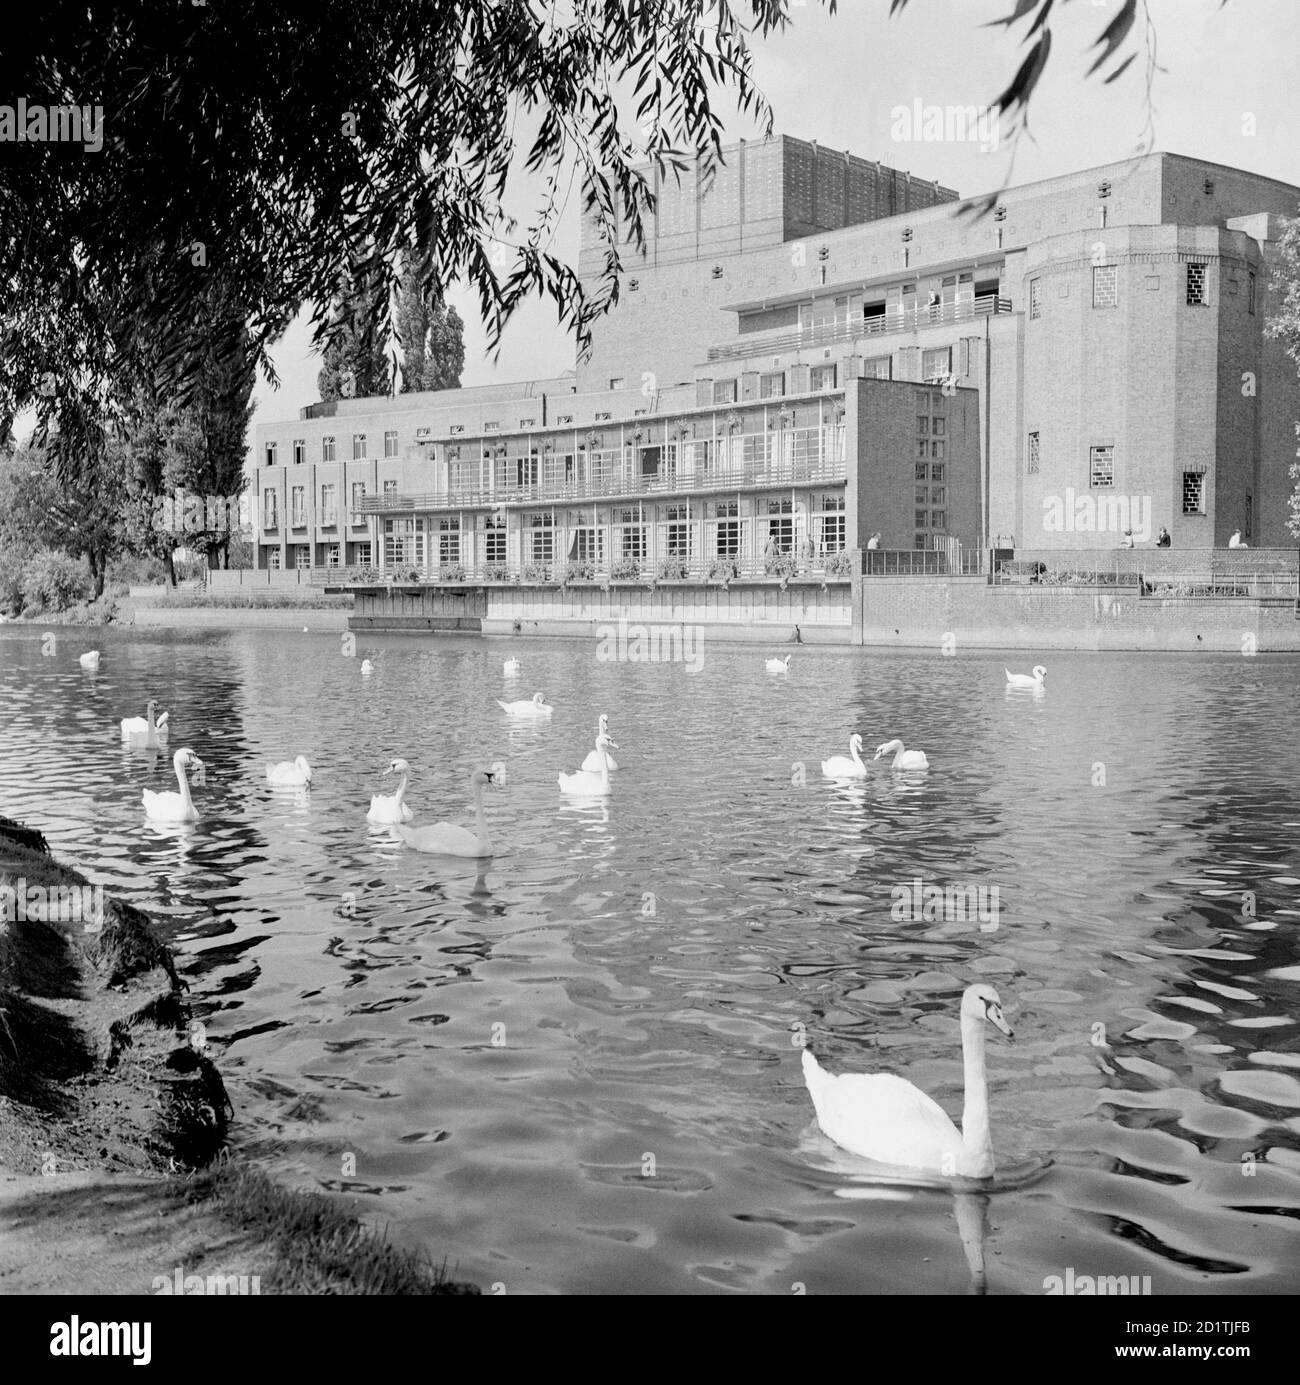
[163,550,177,587]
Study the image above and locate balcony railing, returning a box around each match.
[707,294,1013,363]
[353,453,848,514]
[310,553,857,589]
[863,548,986,577]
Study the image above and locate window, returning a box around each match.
[484,420,499,433]
[265,442,277,466]
[810,364,837,390]
[384,430,398,458]
[351,481,366,516]
[295,545,311,571]
[931,440,945,461]
[322,436,337,462]
[609,377,625,390]
[915,486,928,505]
[766,498,793,552]
[384,479,398,497]
[1092,264,1117,308]
[932,417,945,436]
[917,417,930,436]
[931,487,947,506]
[663,504,692,557]
[382,517,412,568]
[326,544,340,568]
[320,484,337,525]
[931,464,945,483]
[759,371,785,398]
[713,379,738,405]
[292,439,305,465]
[863,356,891,379]
[711,499,740,557]
[268,548,282,570]
[484,518,507,565]
[1027,431,1040,474]
[291,485,306,527]
[914,532,928,550]
[922,347,952,381]
[355,542,372,567]
[930,510,947,530]
[617,507,646,560]
[262,488,278,528]
[917,439,929,458]
[1186,262,1208,306]
[352,433,367,460]
[915,509,928,529]
[1182,471,1205,515]
[817,502,845,553]
[915,463,928,481]
[570,527,603,563]
[1029,278,1042,319]
[1090,445,1115,488]
[1248,271,1256,315]
[438,517,460,564]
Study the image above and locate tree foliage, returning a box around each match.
[1264,209,1300,540]
[396,246,466,394]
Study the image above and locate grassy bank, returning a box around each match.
[0,813,476,1295]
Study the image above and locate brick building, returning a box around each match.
[250,140,1300,577]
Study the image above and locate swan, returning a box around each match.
[367,758,414,822]
[504,657,521,676]
[558,733,617,796]
[267,755,312,786]
[875,739,928,771]
[121,700,170,743]
[396,766,504,857]
[142,748,204,823]
[80,650,101,670]
[765,654,792,674]
[1005,665,1046,689]
[498,691,553,717]
[360,659,374,674]
[581,715,620,772]
[801,984,1014,1178]
[821,733,868,778]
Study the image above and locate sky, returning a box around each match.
[251,0,1300,440]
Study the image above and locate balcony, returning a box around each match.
[707,293,1014,363]
[352,448,848,515]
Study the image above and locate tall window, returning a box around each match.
[355,542,372,567]
[1182,471,1205,515]
[292,439,305,465]
[484,519,507,565]
[322,436,337,462]
[382,518,411,567]
[262,488,278,528]
[351,481,366,515]
[384,479,398,496]
[1090,445,1115,488]
[1186,262,1208,306]
[759,371,785,398]
[663,504,691,557]
[326,544,340,568]
[1029,278,1042,319]
[295,546,311,570]
[922,346,952,381]
[1027,431,1040,474]
[766,498,793,552]
[571,527,603,563]
[320,484,337,525]
[291,485,306,526]
[618,507,646,559]
[1093,264,1118,308]
[352,433,367,460]
[863,356,891,379]
[265,442,277,466]
[438,517,460,563]
[810,364,837,390]
[384,430,398,458]
[713,379,738,405]
[529,514,554,563]
[711,500,741,557]
[816,493,845,553]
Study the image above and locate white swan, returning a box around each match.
[581,715,620,772]
[367,758,414,822]
[1005,665,1046,689]
[80,650,101,670]
[498,691,553,717]
[267,755,312,786]
[396,766,504,857]
[360,659,374,674]
[558,732,617,796]
[142,748,204,823]
[503,657,521,676]
[121,700,170,744]
[765,654,792,674]
[801,984,1014,1178]
[875,739,928,771]
[821,733,868,778]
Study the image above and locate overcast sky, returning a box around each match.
[252,0,1299,437]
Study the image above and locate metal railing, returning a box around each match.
[707,294,1013,363]
[309,553,857,588]
[352,454,848,514]
[863,548,986,577]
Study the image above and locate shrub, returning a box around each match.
[656,557,690,581]
[825,550,855,577]
[708,557,740,581]
[561,560,594,582]
[521,562,552,582]
[609,557,641,580]
[21,552,89,612]
[763,553,798,578]
[439,563,467,582]
[0,552,26,615]
[484,564,510,583]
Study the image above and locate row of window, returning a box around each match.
[707,363,840,404]
[1026,432,1210,515]
[1029,263,1255,316]
[261,479,401,529]
[707,350,953,405]
[268,432,402,467]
